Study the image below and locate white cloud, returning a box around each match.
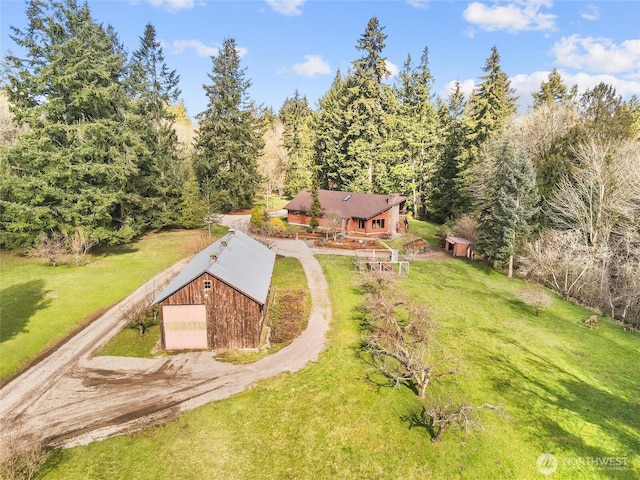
[580,4,599,21]
[170,40,248,58]
[463,0,556,33]
[442,79,477,100]
[553,35,640,74]
[405,0,429,9]
[266,0,305,16]
[171,40,218,57]
[146,0,194,12]
[385,60,399,78]
[291,55,331,76]
[510,70,640,105]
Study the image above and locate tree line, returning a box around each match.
[1,3,639,326]
[1,0,263,248]
[275,18,639,328]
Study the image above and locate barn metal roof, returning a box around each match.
[283,189,406,220]
[152,230,276,306]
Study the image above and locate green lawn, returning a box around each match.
[0,229,207,381]
[408,218,440,246]
[39,256,639,479]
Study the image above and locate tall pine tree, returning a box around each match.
[531,69,577,107]
[314,70,348,190]
[339,17,392,193]
[2,0,143,247]
[193,38,264,212]
[430,81,472,223]
[391,48,439,217]
[129,22,183,229]
[461,46,517,212]
[476,134,539,277]
[279,90,315,197]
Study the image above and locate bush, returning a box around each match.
[452,215,478,243]
[264,217,286,236]
[249,206,264,231]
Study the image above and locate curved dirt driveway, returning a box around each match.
[0,226,336,448]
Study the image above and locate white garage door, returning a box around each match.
[162,305,208,350]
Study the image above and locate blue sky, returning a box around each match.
[2,0,639,120]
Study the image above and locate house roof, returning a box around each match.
[284,189,406,220]
[152,230,276,306]
[445,236,474,245]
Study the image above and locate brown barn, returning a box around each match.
[284,189,407,237]
[152,230,275,350]
[445,236,475,259]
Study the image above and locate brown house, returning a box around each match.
[284,189,407,237]
[445,236,475,259]
[152,230,275,350]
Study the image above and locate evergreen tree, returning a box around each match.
[193,37,264,212]
[391,48,439,217]
[477,135,539,277]
[462,46,518,213]
[309,176,321,231]
[180,167,206,228]
[578,82,636,142]
[2,0,143,247]
[314,70,348,189]
[531,69,577,107]
[129,22,183,229]
[468,46,518,146]
[430,81,471,223]
[279,90,315,196]
[339,17,392,192]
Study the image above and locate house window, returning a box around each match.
[203,280,212,290]
[358,219,366,229]
[372,219,385,229]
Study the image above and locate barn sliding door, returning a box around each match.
[162,305,208,349]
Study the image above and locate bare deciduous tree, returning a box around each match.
[362,283,456,399]
[519,229,592,300]
[516,287,553,316]
[539,138,640,323]
[606,230,640,327]
[452,214,478,243]
[518,102,578,163]
[324,210,344,241]
[548,139,639,247]
[406,399,502,443]
[66,226,96,266]
[28,233,67,267]
[258,120,287,202]
[0,430,48,480]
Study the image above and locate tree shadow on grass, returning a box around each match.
[0,279,52,343]
[477,334,640,478]
[91,243,139,257]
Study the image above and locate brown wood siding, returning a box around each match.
[291,208,398,236]
[159,273,264,349]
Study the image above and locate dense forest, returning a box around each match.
[1,1,638,326]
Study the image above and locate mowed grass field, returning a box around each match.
[39,255,639,479]
[0,229,209,381]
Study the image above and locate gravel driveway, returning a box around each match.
[0,218,337,448]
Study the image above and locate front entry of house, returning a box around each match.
[162,304,208,349]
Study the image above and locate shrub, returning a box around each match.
[264,217,286,236]
[249,206,264,231]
